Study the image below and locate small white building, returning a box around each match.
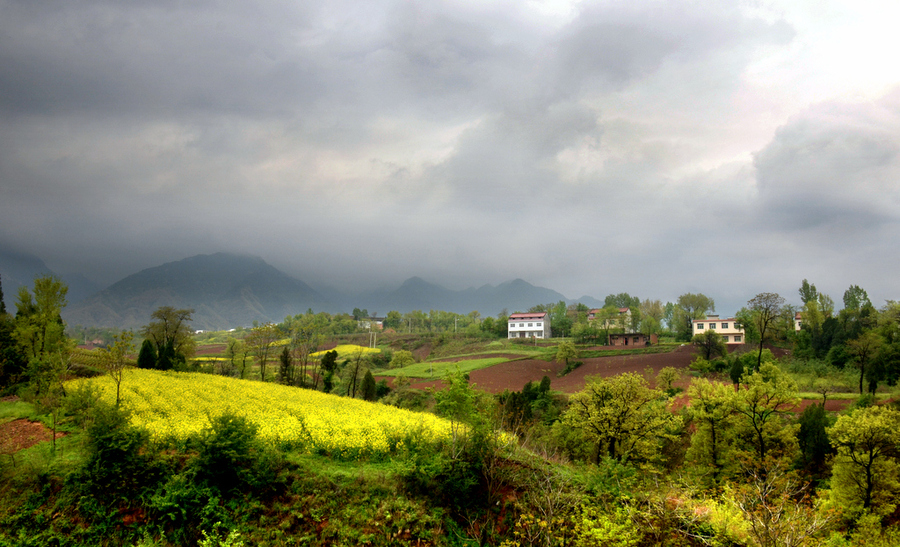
[692,315,745,344]
[508,312,551,339]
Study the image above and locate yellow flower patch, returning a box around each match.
[69,369,449,460]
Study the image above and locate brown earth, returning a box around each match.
[0,418,64,454]
[408,345,698,394]
[405,345,853,412]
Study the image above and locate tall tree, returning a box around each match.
[562,372,681,464]
[277,346,294,385]
[320,349,338,393]
[141,306,195,370]
[287,313,327,388]
[732,362,800,462]
[673,293,715,341]
[0,274,28,389]
[246,322,280,382]
[692,329,728,360]
[798,279,818,305]
[361,370,377,401]
[829,405,900,514]
[686,378,737,484]
[846,331,883,395]
[13,276,69,392]
[101,331,134,407]
[555,340,578,368]
[843,285,872,312]
[136,339,157,370]
[0,273,6,315]
[746,293,785,371]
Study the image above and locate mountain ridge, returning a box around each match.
[56,252,598,329]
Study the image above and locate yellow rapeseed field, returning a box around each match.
[311,344,380,358]
[70,369,451,460]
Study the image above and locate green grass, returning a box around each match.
[377,357,511,379]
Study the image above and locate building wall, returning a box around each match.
[692,316,745,344]
[508,313,551,339]
[608,333,658,347]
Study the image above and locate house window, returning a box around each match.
[734,335,742,343]
[697,323,704,330]
[722,323,728,329]
[519,323,524,327]
[722,335,729,342]
[528,323,533,327]
[709,323,717,329]
[633,337,640,344]
[536,322,542,327]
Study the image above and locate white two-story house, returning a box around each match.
[508,312,551,339]
[692,315,745,344]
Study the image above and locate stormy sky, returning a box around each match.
[1,0,898,314]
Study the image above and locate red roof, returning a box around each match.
[508,312,547,320]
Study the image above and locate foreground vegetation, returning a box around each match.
[3,275,900,546]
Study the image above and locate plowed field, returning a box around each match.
[408,345,697,394]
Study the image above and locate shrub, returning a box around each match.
[193,412,283,494]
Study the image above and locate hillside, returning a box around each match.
[63,253,326,330]
[60,252,593,329]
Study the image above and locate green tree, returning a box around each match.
[686,378,737,484]
[13,275,69,394]
[746,292,786,371]
[277,346,294,385]
[136,338,157,370]
[846,331,883,395]
[101,331,134,407]
[828,405,900,515]
[604,293,640,310]
[692,328,728,360]
[673,293,715,341]
[383,310,402,330]
[843,285,872,312]
[562,372,681,464]
[0,274,27,390]
[434,369,483,460]
[797,403,832,473]
[390,349,415,369]
[285,312,328,388]
[361,370,377,401]
[799,279,818,305]
[225,338,250,379]
[142,306,195,370]
[246,322,280,382]
[320,349,338,392]
[732,362,800,462]
[555,340,578,368]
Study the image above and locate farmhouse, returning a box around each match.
[692,315,745,344]
[587,307,631,327]
[608,332,658,347]
[508,312,551,339]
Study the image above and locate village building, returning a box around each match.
[507,312,551,339]
[692,315,745,344]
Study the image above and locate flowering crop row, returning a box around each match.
[69,369,451,460]
[311,344,380,358]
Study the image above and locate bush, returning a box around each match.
[193,413,283,494]
[77,402,154,496]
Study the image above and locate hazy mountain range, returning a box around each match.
[2,250,603,330]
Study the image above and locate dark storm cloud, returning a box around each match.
[0,0,896,312]
[754,92,900,232]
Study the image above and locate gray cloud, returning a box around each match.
[0,0,896,315]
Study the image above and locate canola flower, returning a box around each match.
[310,344,380,358]
[69,369,450,460]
